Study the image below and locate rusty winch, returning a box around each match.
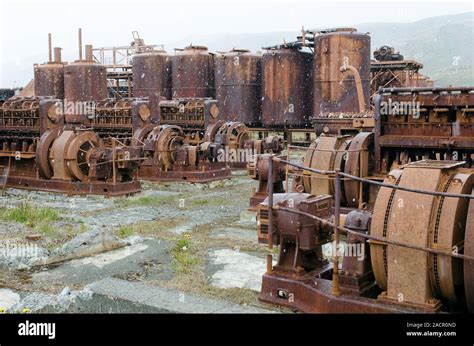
[257,160,474,313]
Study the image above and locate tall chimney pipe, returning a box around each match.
[78,28,83,60]
[48,33,52,63]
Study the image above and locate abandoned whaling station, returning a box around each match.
[0,27,473,314]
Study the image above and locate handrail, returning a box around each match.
[275,157,474,200]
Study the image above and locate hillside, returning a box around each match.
[1,12,473,87]
[168,12,474,86]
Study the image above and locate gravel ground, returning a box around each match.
[0,172,288,312]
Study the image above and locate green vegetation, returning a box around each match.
[169,233,198,274]
[117,225,134,238]
[190,198,209,206]
[113,194,170,208]
[0,201,59,226]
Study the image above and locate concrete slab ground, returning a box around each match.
[32,239,172,286]
[207,248,272,291]
[77,277,275,313]
[0,288,20,310]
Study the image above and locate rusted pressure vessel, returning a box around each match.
[64,45,108,103]
[261,47,313,127]
[132,51,172,115]
[34,47,65,99]
[215,49,262,125]
[171,45,215,98]
[313,28,371,115]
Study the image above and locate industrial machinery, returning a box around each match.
[374,87,474,173]
[158,98,220,145]
[131,119,280,182]
[370,46,433,99]
[0,89,18,104]
[0,31,144,196]
[373,46,404,62]
[251,27,473,314]
[254,89,473,313]
[247,151,285,213]
[313,28,371,117]
[257,160,474,313]
[132,123,231,183]
[0,96,142,195]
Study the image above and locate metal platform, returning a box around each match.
[3,175,141,196]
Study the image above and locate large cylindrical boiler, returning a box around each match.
[171,45,215,98]
[215,49,261,125]
[313,28,370,116]
[261,47,313,127]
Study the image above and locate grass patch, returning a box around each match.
[169,233,198,274]
[185,196,229,209]
[113,194,171,208]
[190,198,209,206]
[0,201,59,226]
[37,222,55,235]
[117,225,134,238]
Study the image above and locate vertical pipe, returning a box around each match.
[266,254,273,273]
[112,139,117,184]
[332,169,341,296]
[48,33,52,63]
[374,94,382,173]
[85,45,93,61]
[285,146,290,192]
[78,28,83,61]
[340,65,365,112]
[53,47,62,64]
[267,156,274,250]
[358,148,363,208]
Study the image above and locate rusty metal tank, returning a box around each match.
[261,47,313,127]
[313,28,370,116]
[215,49,262,125]
[132,51,172,116]
[171,45,215,98]
[34,48,65,99]
[64,45,108,103]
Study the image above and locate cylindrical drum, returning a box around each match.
[132,51,172,115]
[64,61,108,103]
[171,45,215,98]
[215,49,261,125]
[262,48,313,127]
[34,63,65,99]
[313,28,370,115]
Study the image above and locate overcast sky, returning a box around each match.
[0,0,472,86]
